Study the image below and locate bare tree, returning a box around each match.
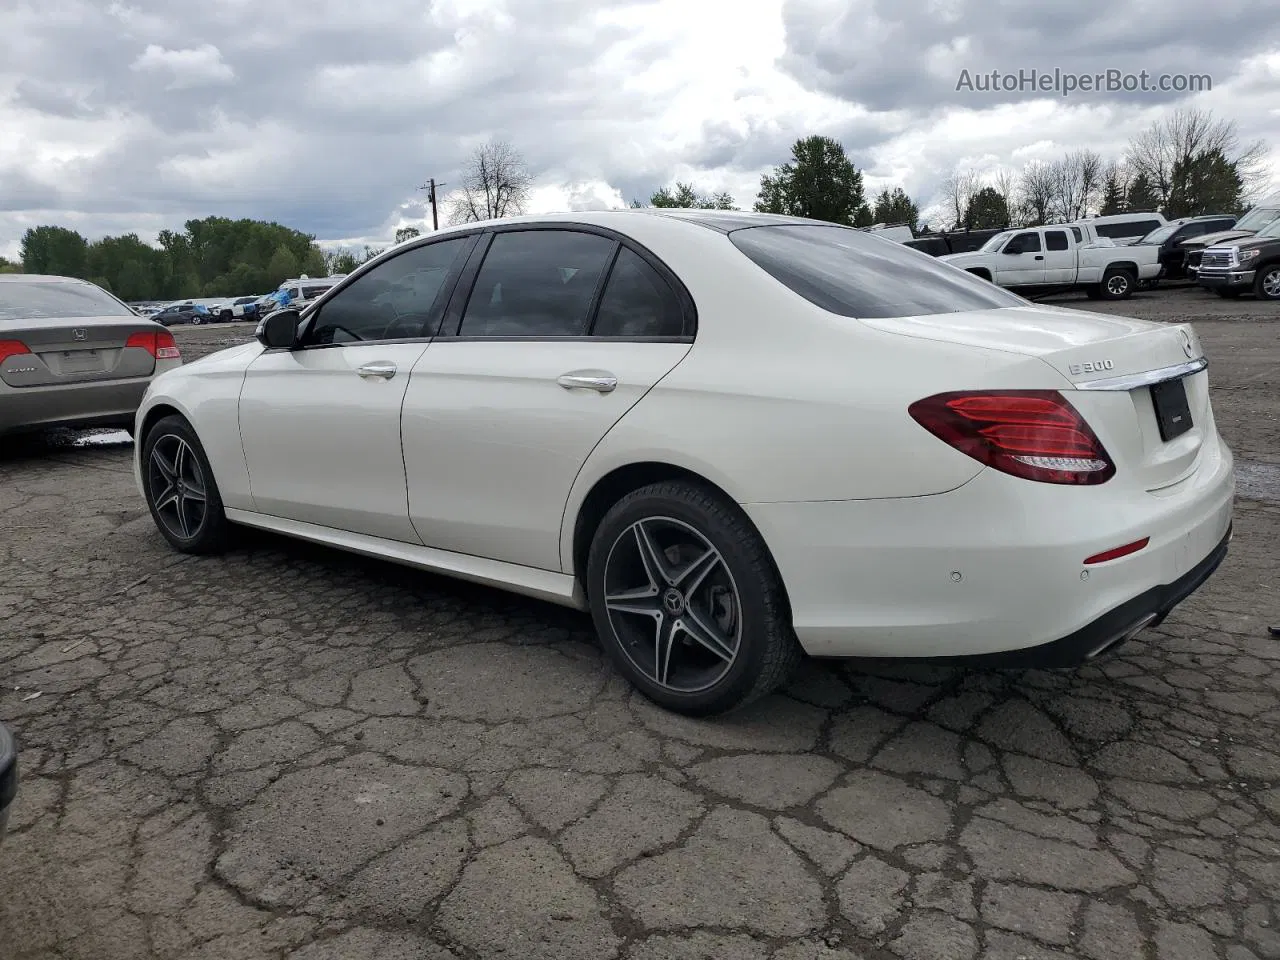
[1048,149,1104,221]
[991,167,1019,225]
[1125,107,1269,208]
[446,139,534,224]
[1017,160,1055,225]
[940,169,981,229]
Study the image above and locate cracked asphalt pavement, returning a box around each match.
[2,288,1279,960]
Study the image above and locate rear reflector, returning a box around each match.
[1083,537,1150,565]
[0,339,31,363]
[908,390,1116,485]
[126,330,181,360]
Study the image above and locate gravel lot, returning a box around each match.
[2,286,1278,960]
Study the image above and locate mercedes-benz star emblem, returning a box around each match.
[1179,329,1194,358]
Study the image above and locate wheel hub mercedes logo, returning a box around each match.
[662,588,685,616]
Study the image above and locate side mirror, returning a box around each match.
[256,309,301,349]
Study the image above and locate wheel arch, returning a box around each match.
[1104,260,1139,276]
[565,460,792,623]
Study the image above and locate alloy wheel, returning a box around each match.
[1262,268,1280,299]
[602,517,742,693]
[1107,273,1130,296]
[147,434,208,541]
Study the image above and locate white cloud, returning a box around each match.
[0,0,1277,259]
[130,43,235,90]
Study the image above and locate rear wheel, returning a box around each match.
[1254,264,1280,301]
[142,415,230,554]
[586,480,801,716]
[1099,268,1135,300]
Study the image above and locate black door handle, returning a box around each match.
[1034,255,1044,260]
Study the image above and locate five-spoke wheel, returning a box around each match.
[142,415,230,554]
[587,480,801,715]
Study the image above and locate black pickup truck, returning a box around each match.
[1195,218,1280,300]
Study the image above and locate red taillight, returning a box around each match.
[126,330,181,360]
[908,390,1116,485]
[0,339,31,363]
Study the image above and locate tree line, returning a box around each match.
[633,107,1266,235]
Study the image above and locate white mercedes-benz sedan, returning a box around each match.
[134,209,1234,715]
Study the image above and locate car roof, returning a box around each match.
[0,273,95,285]
[406,208,841,241]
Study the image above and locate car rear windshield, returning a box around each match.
[728,224,1026,318]
[0,279,133,321]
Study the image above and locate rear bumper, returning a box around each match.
[744,435,1235,660]
[0,724,16,845]
[1197,268,1255,290]
[0,376,152,435]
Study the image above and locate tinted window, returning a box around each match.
[729,224,1025,319]
[460,230,617,337]
[591,248,685,338]
[307,237,469,345]
[0,280,135,321]
[1006,232,1042,253]
[1070,226,1083,242]
[1044,231,1069,251]
[1095,220,1161,239]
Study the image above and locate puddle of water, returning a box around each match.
[69,430,133,447]
[1236,460,1280,504]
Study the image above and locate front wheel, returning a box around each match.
[1100,268,1135,300]
[1254,264,1280,301]
[586,480,801,716]
[142,415,231,554]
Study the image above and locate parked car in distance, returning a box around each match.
[1068,211,1167,246]
[218,296,262,323]
[151,302,210,326]
[939,221,1161,299]
[134,209,1232,716]
[1136,215,1239,281]
[0,722,15,844]
[1182,196,1280,280]
[257,276,345,318]
[1195,217,1280,300]
[903,228,1008,257]
[1,274,183,437]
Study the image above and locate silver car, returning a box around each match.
[0,274,183,437]
[0,722,15,843]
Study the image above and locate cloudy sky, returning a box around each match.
[2,0,1279,258]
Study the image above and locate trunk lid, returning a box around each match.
[860,305,1213,491]
[0,315,160,388]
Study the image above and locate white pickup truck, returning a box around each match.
[938,222,1161,300]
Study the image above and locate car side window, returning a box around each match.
[305,237,470,345]
[458,230,617,337]
[1006,231,1042,253]
[1070,226,1083,243]
[591,247,685,338]
[1044,231,1069,251]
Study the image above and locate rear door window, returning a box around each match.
[1044,231,1069,251]
[728,224,1025,319]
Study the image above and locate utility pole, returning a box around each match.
[418,178,446,231]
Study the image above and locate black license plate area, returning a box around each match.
[1150,377,1193,441]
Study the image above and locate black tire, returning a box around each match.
[141,415,231,554]
[586,480,801,716]
[1084,286,1102,300]
[1099,267,1135,300]
[1253,264,1280,301]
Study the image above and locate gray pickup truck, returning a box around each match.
[0,723,15,842]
